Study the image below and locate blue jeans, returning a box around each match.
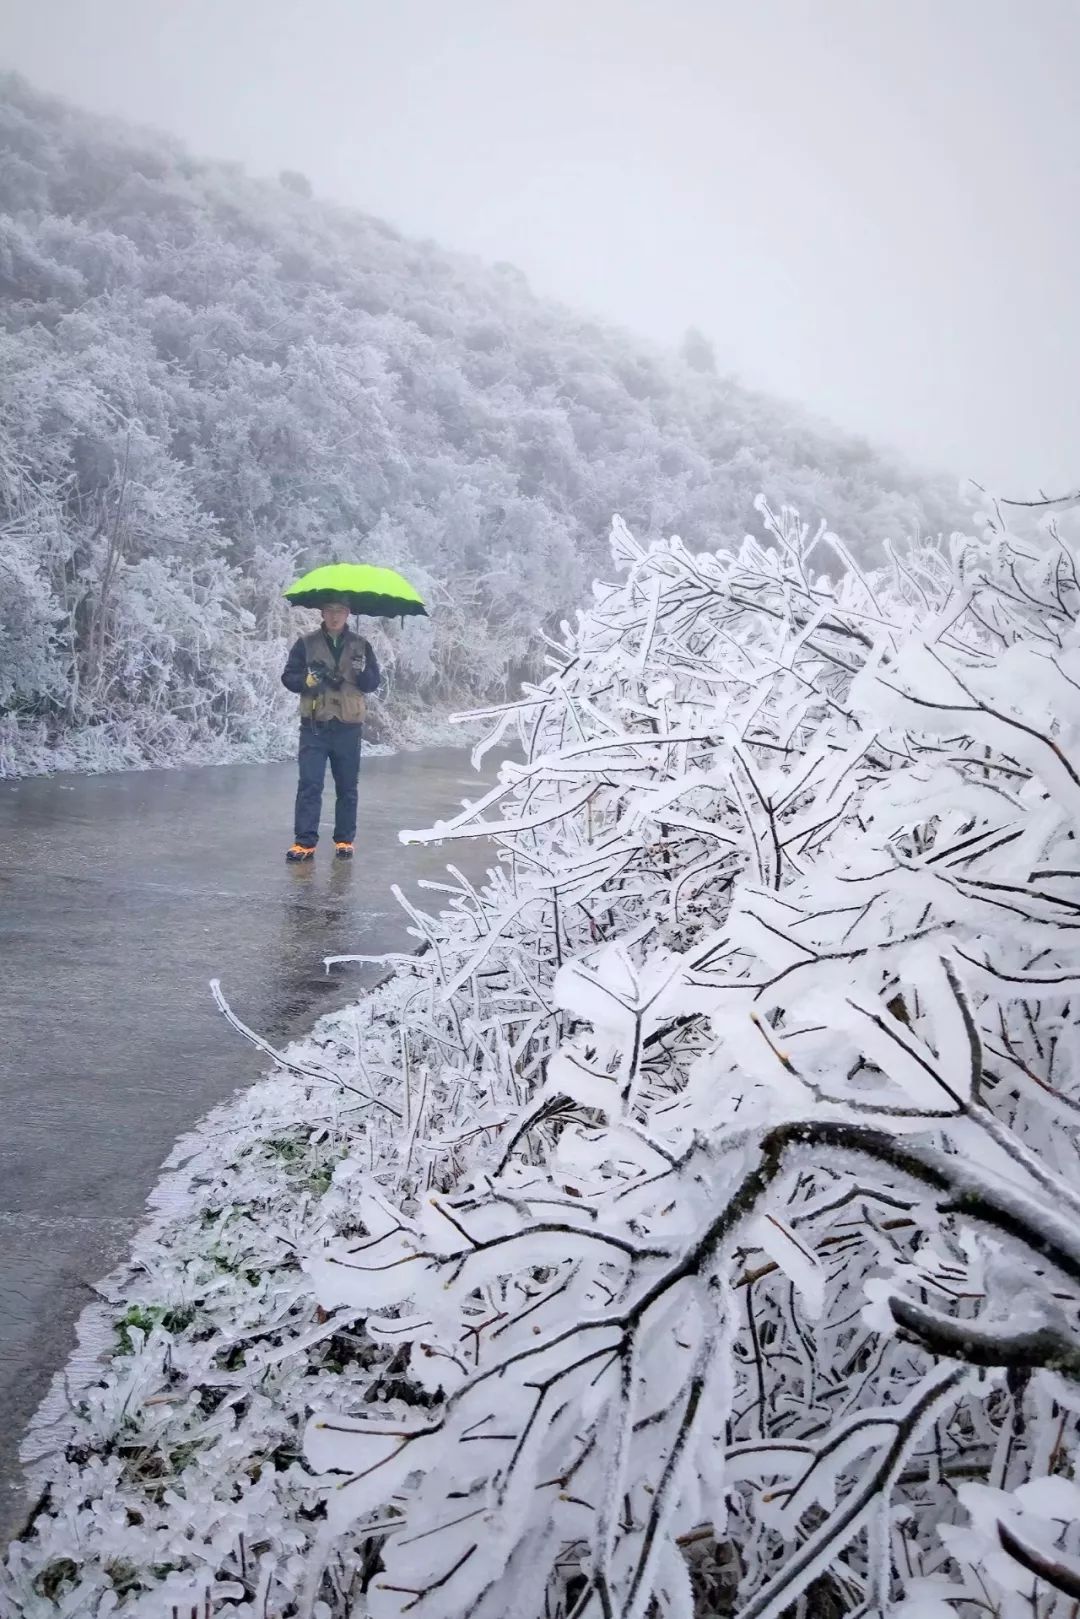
[294,721,362,846]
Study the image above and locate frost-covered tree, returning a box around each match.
[298,507,1080,1618]
[681,325,717,374]
[279,170,313,199]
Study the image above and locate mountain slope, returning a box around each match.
[0,72,962,772]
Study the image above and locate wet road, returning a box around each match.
[0,748,496,1537]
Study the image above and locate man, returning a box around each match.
[280,599,380,861]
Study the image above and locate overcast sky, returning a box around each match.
[2,0,1077,492]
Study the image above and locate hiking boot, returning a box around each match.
[334,841,354,860]
[286,843,316,862]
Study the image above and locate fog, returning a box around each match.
[2,0,1077,491]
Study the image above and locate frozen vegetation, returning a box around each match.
[6,501,1080,1617]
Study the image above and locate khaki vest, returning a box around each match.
[299,628,370,724]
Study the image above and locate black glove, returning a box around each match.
[305,662,332,691]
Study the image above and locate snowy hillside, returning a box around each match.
[0,73,964,775]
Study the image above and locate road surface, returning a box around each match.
[0,747,498,1539]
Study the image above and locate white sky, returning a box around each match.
[2,0,1077,492]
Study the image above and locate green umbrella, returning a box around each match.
[284,563,427,618]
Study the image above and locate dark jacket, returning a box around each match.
[281,627,381,724]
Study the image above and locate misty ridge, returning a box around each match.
[0,71,965,777]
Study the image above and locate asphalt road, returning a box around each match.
[0,746,497,1539]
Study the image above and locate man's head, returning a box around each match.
[321,600,349,637]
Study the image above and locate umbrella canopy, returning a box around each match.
[284,563,427,619]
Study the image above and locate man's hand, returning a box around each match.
[307,663,344,691]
